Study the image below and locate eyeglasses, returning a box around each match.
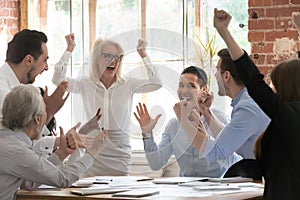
[100,53,123,62]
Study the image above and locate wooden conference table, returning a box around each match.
[17,176,263,200]
[17,189,263,200]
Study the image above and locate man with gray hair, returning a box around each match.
[0,84,108,200]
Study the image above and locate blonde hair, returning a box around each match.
[89,38,124,82]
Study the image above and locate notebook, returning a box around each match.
[152,177,208,184]
[208,176,253,183]
[70,187,129,195]
[112,189,160,197]
[193,185,241,192]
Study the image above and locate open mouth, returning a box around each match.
[180,96,192,101]
[106,66,115,70]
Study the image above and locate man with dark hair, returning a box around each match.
[6,29,48,65]
[134,66,239,177]
[181,48,270,162]
[0,29,69,156]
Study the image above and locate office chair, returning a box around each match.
[224,159,262,180]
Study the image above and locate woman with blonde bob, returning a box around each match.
[214,8,300,200]
[52,35,162,176]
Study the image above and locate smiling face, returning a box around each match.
[26,43,49,84]
[177,73,203,102]
[99,44,122,81]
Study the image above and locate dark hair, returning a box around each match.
[217,48,244,86]
[6,29,48,64]
[270,59,300,102]
[181,66,207,88]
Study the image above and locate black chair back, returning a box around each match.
[224,159,262,180]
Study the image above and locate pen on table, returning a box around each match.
[95,178,113,182]
[93,181,109,184]
[137,178,154,182]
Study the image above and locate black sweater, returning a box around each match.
[234,53,300,200]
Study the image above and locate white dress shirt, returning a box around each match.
[0,128,93,200]
[52,51,162,175]
[0,63,55,157]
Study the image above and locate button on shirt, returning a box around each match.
[201,88,271,161]
[0,128,93,200]
[0,63,55,157]
[143,109,240,177]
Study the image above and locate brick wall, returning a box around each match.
[0,0,19,42]
[248,0,300,75]
[0,0,19,61]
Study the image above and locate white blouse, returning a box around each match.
[52,51,162,132]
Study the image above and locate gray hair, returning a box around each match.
[1,84,44,130]
[89,38,124,82]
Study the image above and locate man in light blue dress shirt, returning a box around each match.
[180,49,270,161]
[134,66,240,177]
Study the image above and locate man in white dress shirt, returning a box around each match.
[0,29,69,156]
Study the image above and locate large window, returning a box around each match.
[27,0,249,150]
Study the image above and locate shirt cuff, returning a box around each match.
[142,131,153,139]
[142,56,151,64]
[78,153,94,170]
[32,136,56,157]
[143,137,156,153]
[63,51,72,59]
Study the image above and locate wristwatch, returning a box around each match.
[142,131,153,139]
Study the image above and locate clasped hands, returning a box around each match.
[173,91,211,152]
[56,108,109,159]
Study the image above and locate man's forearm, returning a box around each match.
[202,108,224,137]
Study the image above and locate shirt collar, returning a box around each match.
[16,130,33,146]
[96,77,124,88]
[0,128,33,146]
[231,87,247,107]
[3,63,21,88]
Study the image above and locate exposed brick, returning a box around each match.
[249,8,265,18]
[10,9,18,18]
[250,53,266,65]
[263,0,272,6]
[6,18,18,28]
[265,30,299,41]
[259,66,273,75]
[252,42,273,53]
[249,0,264,7]
[5,1,18,9]
[266,7,300,17]
[248,31,265,42]
[271,0,290,5]
[249,19,274,30]
[291,0,300,5]
[0,8,9,16]
[266,55,275,65]
[275,18,294,29]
